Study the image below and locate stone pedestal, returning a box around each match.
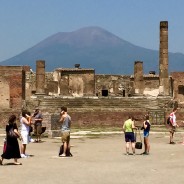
[36,60,45,95]
[134,61,144,95]
[49,114,61,138]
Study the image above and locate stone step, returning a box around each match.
[30,97,172,110]
[39,100,158,105]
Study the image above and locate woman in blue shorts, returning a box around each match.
[142,115,151,155]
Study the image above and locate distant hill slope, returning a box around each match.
[0,26,184,74]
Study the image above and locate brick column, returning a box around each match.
[159,21,169,95]
[36,60,45,94]
[134,61,144,95]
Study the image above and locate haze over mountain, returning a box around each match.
[1,26,184,74]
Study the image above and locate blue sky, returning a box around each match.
[0,0,184,62]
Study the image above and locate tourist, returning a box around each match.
[0,115,22,165]
[123,116,137,155]
[33,107,43,142]
[20,110,31,158]
[168,108,179,144]
[59,106,71,157]
[141,115,151,155]
[27,111,34,143]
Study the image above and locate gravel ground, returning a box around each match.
[0,131,184,184]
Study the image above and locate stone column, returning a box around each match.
[159,21,169,95]
[134,61,144,95]
[36,60,45,95]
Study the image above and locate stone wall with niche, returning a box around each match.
[95,75,134,97]
[171,72,184,102]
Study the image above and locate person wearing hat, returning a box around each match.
[33,107,43,142]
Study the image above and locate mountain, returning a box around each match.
[0,26,184,74]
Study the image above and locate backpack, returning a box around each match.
[167,117,171,125]
[59,144,73,157]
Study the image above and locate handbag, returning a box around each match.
[135,142,142,149]
[8,128,18,138]
[29,126,33,133]
[3,139,7,153]
[41,127,46,134]
[135,129,142,149]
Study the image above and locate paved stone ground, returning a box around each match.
[0,131,184,184]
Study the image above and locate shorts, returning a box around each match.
[21,131,29,144]
[125,132,135,142]
[61,131,70,143]
[144,131,149,137]
[34,124,42,136]
[169,126,176,134]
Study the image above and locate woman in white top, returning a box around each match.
[20,110,31,158]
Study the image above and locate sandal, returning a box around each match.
[0,158,3,165]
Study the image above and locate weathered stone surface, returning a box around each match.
[0,66,25,109]
[36,60,45,94]
[134,61,144,95]
[23,96,177,137]
[0,110,21,128]
[159,21,169,95]
[96,75,133,97]
[171,72,184,101]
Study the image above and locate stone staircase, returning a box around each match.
[25,96,174,136]
[27,96,173,112]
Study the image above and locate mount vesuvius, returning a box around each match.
[1,26,184,74]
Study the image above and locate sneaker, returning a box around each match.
[30,138,34,143]
[59,154,66,157]
[21,154,28,158]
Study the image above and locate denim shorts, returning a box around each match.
[143,131,149,137]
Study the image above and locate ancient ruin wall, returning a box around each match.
[0,66,25,109]
[171,72,184,101]
[95,75,133,97]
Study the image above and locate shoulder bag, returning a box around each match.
[135,128,142,149]
[8,128,18,138]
